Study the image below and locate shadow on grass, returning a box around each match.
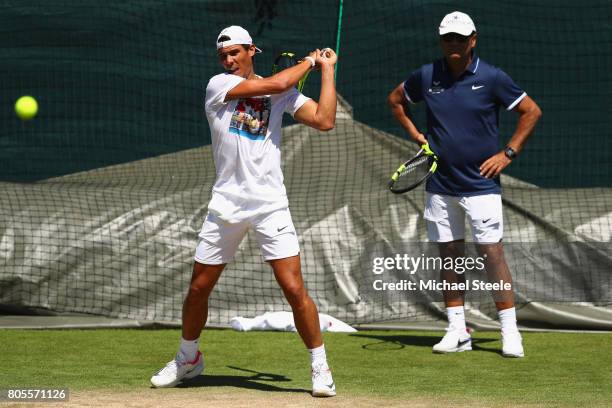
[350,333,501,355]
[174,365,310,393]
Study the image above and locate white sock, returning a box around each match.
[447,306,466,331]
[309,344,327,367]
[499,307,519,335]
[179,337,199,362]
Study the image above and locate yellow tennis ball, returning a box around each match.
[15,96,38,120]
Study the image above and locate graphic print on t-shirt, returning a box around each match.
[229,97,271,140]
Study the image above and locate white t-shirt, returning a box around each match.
[204,73,310,223]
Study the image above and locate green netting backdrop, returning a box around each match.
[2,1,611,186]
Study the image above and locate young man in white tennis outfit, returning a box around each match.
[388,12,541,357]
[151,26,338,397]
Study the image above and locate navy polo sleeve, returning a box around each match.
[494,69,526,110]
[403,69,423,104]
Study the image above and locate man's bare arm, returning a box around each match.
[388,83,427,145]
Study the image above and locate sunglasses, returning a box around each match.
[441,33,471,43]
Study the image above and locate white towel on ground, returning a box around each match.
[230,311,357,332]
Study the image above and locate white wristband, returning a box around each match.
[304,56,315,67]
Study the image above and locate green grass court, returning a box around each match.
[1,328,610,407]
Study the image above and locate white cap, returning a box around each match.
[438,11,476,36]
[216,25,262,53]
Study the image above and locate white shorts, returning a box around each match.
[424,193,503,243]
[194,207,300,265]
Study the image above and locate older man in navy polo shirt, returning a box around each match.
[388,11,541,357]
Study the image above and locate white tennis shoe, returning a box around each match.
[502,331,524,358]
[311,362,336,397]
[150,351,204,388]
[433,327,472,353]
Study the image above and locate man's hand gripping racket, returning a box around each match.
[388,143,438,194]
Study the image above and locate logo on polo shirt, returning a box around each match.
[428,82,445,94]
[471,84,485,90]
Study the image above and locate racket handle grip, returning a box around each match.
[421,143,435,156]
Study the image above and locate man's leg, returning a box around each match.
[476,242,523,357]
[270,255,322,348]
[439,239,466,308]
[425,193,472,353]
[467,194,523,357]
[182,262,226,342]
[270,255,335,397]
[152,212,247,387]
[432,240,473,353]
[254,207,334,397]
[475,242,514,311]
[150,262,224,388]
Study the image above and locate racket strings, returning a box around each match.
[394,155,431,190]
[401,155,429,175]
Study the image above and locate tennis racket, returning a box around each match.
[271,51,309,92]
[388,143,438,194]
